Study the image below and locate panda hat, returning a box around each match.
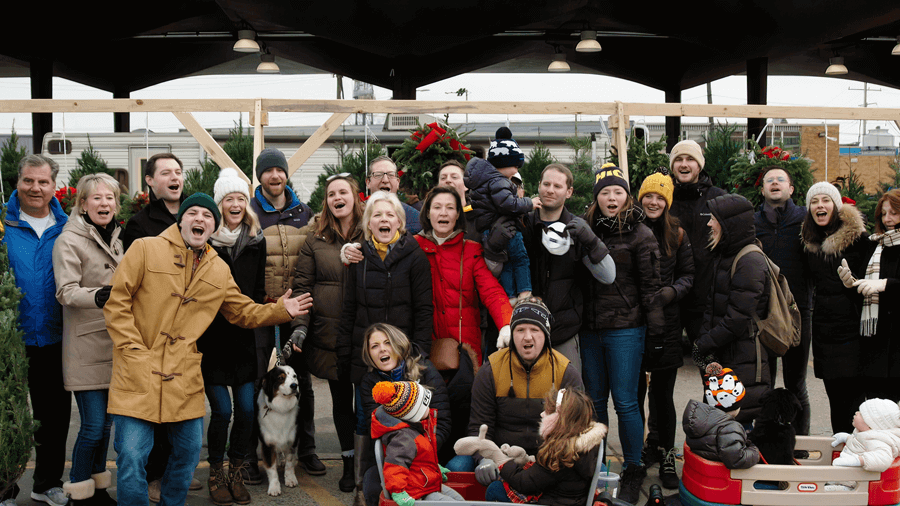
[703,368,745,413]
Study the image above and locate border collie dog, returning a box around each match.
[257,364,300,496]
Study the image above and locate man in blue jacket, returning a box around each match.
[1,154,70,506]
[754,166,812,434]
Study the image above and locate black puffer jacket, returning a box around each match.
[583,206,664,334]
[500,422,606,506]
[336,233,434,384]
[683,399,760,469]
[198,227,267,385]
[522,208,586,347]
[670,172,727,311]
[465,158,534,232]
[860,240,900,379]
[755,199,811,309]
[697,194,770,424]
[801,205,872,380]
[122,193,179,251]
[643,219,694,371]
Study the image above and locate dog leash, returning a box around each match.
[274,325,284,366]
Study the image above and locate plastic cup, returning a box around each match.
[596,471,620,499]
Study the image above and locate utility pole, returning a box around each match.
[707,82,714,126]
[849,82,880,144]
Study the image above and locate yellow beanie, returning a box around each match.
[638,172,674,209]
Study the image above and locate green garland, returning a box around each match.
[728,140,814,208]
[391,122,474,198]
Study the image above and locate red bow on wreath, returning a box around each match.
[55,186,76,202]
[761,146,791,161]
[413,122,471,161]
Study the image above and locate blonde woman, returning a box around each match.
[53,173,123,505]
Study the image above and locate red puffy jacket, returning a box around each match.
[415,231,512,364]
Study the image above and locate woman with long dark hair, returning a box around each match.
[289,173,365,493]
[580,164,664,504]
[801,182,871,433]
[636,171,694,490]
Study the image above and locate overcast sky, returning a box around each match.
[1,72,899,145]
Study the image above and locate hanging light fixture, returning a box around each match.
[892,36,900,56]
[576,30,602,52]
[234,29,260,53]
[548,47,570,72]
[257,51,280,73]
[825,56,847,75]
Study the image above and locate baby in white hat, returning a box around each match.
[832,398,900,472]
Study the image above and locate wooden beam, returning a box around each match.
[615,101,629,181]
[287,112,351,177]
[172,112,247,184]
[253,100,264,188]
[2,99,900,122]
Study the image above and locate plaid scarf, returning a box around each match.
[861,229,900,336]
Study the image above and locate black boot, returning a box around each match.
[340,455,356,493]
[618,464,647,505]
[659,447,679,490]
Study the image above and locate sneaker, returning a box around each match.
[659,447,679,489]
[189,477,203,491]
[2,499,18,506]
[641,443,663,469]
[617,465,646,505]
[298,454,327,476]
[31,488,69,506]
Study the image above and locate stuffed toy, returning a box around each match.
[453,424,533,465]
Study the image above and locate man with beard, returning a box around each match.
[521,163,615,370]
[123,153,184,250]
[667,140,727,349]
[105,193,312,506]
[754,166,812,435]
[248,148,325,477]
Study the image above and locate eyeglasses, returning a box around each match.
[370,171,398,180]
[764,176,788,184]
[326,172,351,182]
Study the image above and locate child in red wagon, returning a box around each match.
[371,381,463,505]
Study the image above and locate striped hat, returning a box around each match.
[372,381,432,422]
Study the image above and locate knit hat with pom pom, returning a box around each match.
[372,381,432,423]
[487,127,525,169]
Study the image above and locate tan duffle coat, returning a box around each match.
[104,224,292,423]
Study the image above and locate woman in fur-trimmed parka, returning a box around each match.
[695,194,771,426]
[801,182,873,433]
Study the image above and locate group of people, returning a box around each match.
[3,123,900,506]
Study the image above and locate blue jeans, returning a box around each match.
[206,382,255,464]
[485,481,511,502]
[114,415,203,506]
[483,229,532,297]
[581,326,646,467]
[70,390,113,483]
[445,455,475,472]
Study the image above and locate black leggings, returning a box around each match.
[638,367,679,450]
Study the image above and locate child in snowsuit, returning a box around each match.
[371,381,463,506]
[465,127,540,303]
[832,398,900,473]
[683,369,759,470]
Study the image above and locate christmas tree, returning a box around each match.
[67,135,115,187]
[391,121,473,200]
[0,211,36,498]
[1,126,28,202]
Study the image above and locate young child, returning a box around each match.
[466,127,540,303]
[683,369,760,470]
[832,398,900,472]
[493,388,608,506]
[371,381,463,505]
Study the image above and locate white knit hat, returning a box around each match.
[806,181,843,211]
[214,168,251,204]
[859,398,900,431]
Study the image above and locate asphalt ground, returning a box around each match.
[10,353,831,506]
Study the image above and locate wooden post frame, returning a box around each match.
[287,112,352,176]
[172,112,246,184]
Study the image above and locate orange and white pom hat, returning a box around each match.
[703,368,746,412]
[372,381,432,422]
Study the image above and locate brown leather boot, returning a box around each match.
[208,462,234,506]
[228,459,252,505]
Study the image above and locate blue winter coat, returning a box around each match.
[2,190,68,347]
